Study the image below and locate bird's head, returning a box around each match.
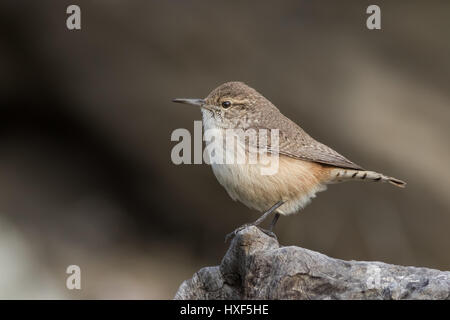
[173,81,275,129]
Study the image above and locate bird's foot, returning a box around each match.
[224,224,250,243]
[224,224,277,243]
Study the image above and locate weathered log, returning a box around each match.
[175,226,450,300]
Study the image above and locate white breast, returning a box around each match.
[201,109,327,215]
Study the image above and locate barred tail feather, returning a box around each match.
[329,169,406,188]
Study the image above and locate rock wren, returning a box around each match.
[173,81,406,239]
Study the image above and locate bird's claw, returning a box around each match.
[224,223,251,243]
[224,224,277,243]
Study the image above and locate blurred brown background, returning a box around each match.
[0,0,449,299]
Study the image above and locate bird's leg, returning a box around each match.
[225,200,284,243]
[269,213,280,232]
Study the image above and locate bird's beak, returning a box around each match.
[172,98,206,107]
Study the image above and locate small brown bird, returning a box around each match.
[173,81,405,240]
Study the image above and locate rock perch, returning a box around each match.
[175,226,450,299]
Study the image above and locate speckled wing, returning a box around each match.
[249,108,363,170]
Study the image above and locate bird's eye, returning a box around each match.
[221,101,231,108]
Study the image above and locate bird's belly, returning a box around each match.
[211,155,328,215]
